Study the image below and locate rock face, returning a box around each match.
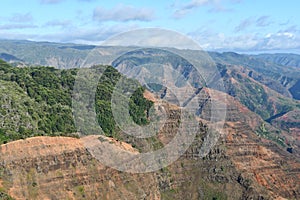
[0,129,248,200]
[221,93,300,199]
[0,136,160,200]
[224,121,300,199]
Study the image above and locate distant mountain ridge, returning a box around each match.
[209,51,300,99]
[0,53,23,63]
[254,53,300,68]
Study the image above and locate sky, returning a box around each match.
[0,0,300,53]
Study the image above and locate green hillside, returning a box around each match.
[0,60,152,144]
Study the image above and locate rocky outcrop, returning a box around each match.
[0,136,160,200]
[224,121,300,199]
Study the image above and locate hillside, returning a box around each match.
[209,52,300,100]
[110,48,300,152]
[0,89,299,199]
[217,64,300,124]
[0,60,152,144]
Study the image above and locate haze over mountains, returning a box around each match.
[0,39,299,199]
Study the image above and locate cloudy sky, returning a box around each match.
[1,0,300,53]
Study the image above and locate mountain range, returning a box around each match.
[0,39,299,199]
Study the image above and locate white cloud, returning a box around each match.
[257,32,299,50]
[102,28,201,50]
[256,26,300,50]
[0,23,139,45]
[93,4,154,22]
[0,13,36,31]
[45,20,72,27]
[173,0,239,19]
[10,13,33,23]
[0,24,37,30]
[234,17,253,32]
[235,16,272,32]
[256,16,271,27]
[189,26,300,52]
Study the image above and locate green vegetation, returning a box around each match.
[0,190,14,200]
[255,123,286,147]
[234,73,273,119]
[0,60,153,144]
[26,168,38,199]
[0,184,14,200]
[74,185,85,198]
